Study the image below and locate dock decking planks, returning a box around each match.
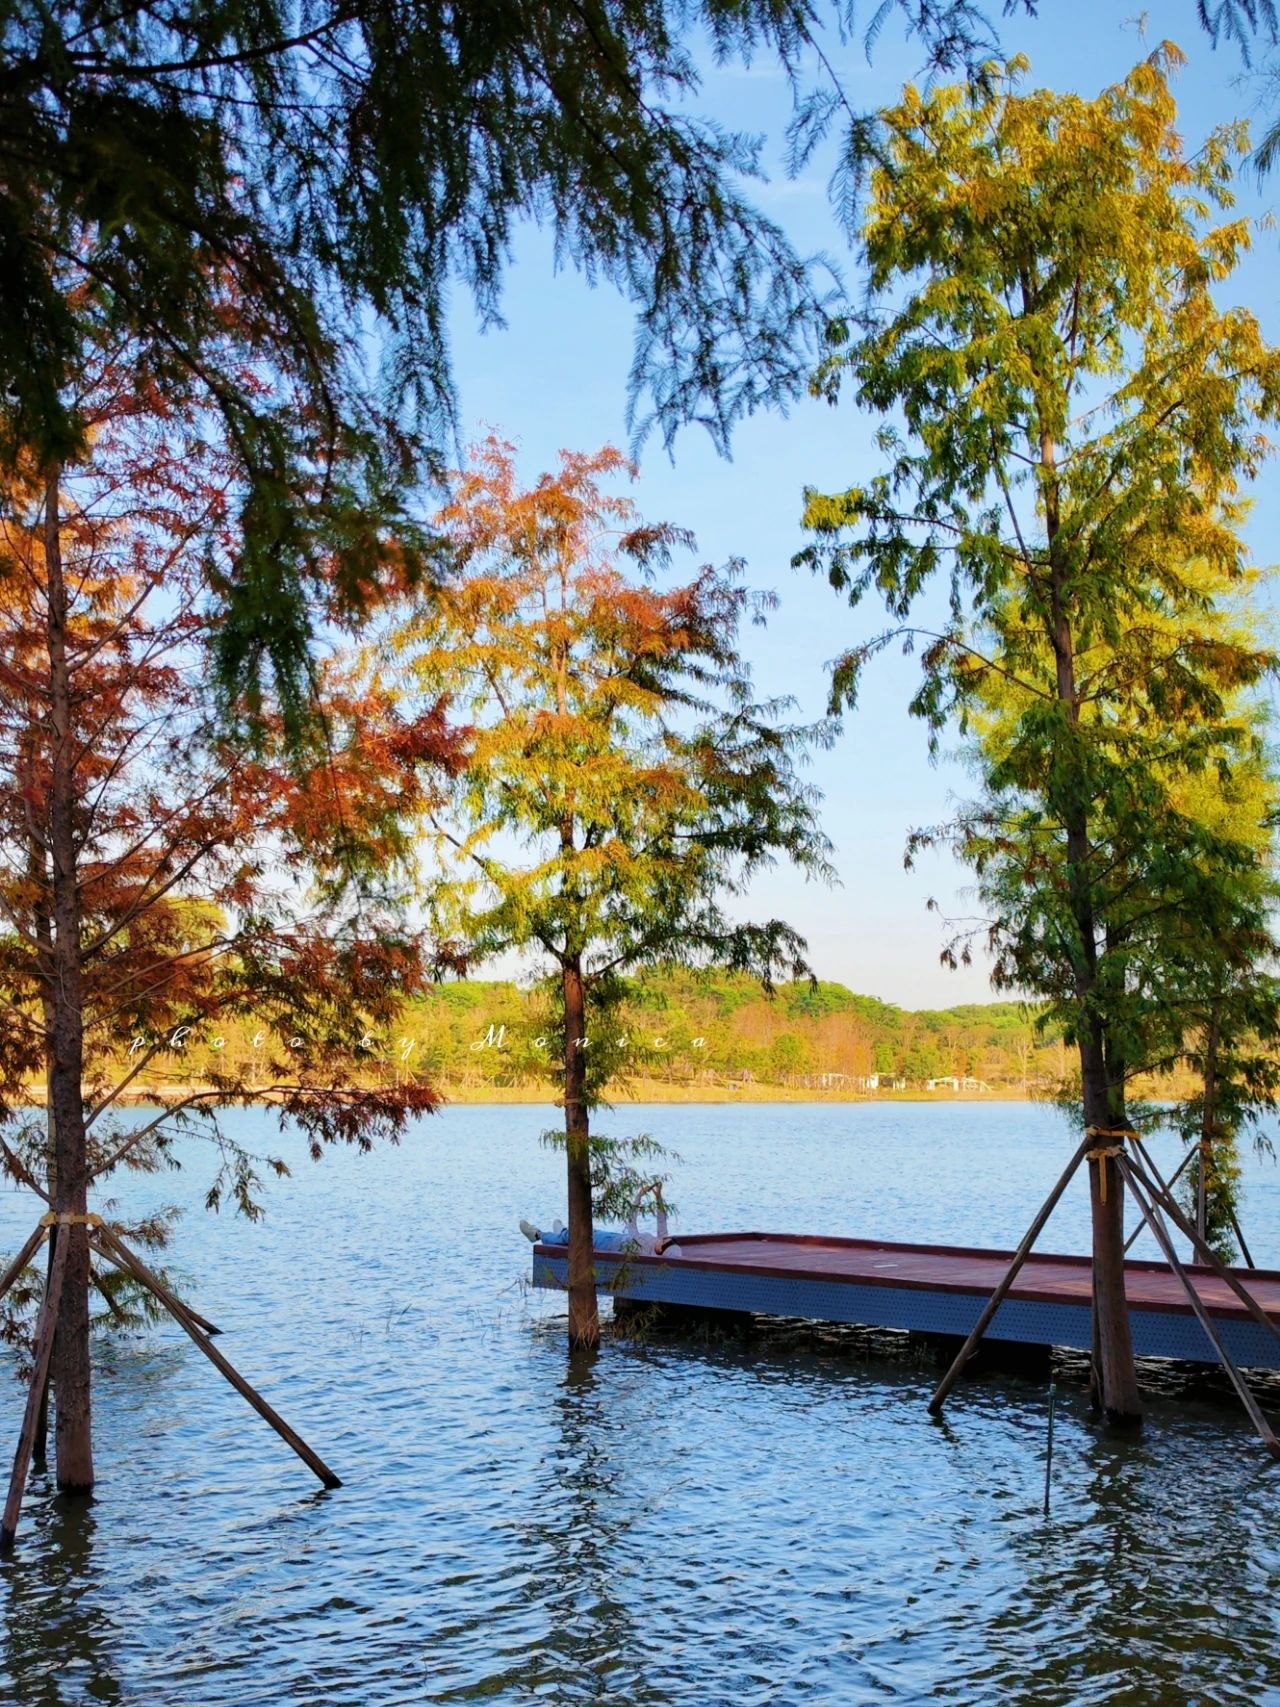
[649,1233,1280,1321]
[531,1232,1280,1366]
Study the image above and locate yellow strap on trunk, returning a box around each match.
[1083,1129,1139,1205]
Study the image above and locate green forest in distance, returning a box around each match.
[122,970,1112,1099]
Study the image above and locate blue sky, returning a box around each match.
[444,1,1280,1008]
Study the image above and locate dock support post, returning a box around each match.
[929,1135,1092,1415]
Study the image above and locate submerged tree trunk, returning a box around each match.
[34,1063,56,1466]
[1085,1019,1141,1422]
[562,954,599,1350]
[43,469,94,1492]
[1068,863,1141,1422]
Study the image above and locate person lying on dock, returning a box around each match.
[519,1183,681,1257]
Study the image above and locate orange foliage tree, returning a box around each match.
[0,349,465,1497]
[396,437,834,1348]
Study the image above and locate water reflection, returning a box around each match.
[510,1347,667,1706]
[2,1481,124,1706]
[0,1104,1277,1703]
[987,1400,1280,1707]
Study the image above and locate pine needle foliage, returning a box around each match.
[0,0,1030,723]
[406,437,836,997]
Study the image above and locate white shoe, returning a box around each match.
[551,1219,564,1236]
[518,1218,541,1243]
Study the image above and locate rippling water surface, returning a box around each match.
[1,1100,1279,1706]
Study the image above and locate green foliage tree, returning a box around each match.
[950,598,1280,1264]
[398,437,833,1347]
[1196,3,1280,170]
[796,49,1280,1419]
[902,1041,942,1083]
[0,0,1023,720]
[1157,745,1280,1262]
[770,1032,810,1079]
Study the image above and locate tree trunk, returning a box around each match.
[562,955,599,1350]
[1198,1014,1219,1245]
[1040,419,1140,1426]
[34,1071,55,1466]
[1080,1019,1141,1421]
[22,748,57,1468]
[43,469,94,1492]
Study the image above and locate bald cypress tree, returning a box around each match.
[399,437,833,1348]
[797,49,1280,1420]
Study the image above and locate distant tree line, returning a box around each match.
[77,971,1092,1097]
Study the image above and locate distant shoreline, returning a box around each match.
[35,1079,1040,1108]
[436,1082,1032,1105]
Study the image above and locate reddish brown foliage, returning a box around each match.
[0,350,467,1216]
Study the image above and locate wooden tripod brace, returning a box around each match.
[0,1213,340,1554]
[928,1133,1280,1456]
[1115,1153,1279,1457]
[928,1133,1092,1415]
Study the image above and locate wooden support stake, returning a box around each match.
[1227,1206,1256,1272]
[90,1236,221,1337]
[93,1229,341,1490]
[1144,1141,1257,1273]
[1123,1146,1195,1256]
[1125,1143,1280,1356]
[0,1226,66,1554]
[0,1224,48,1309]
[1089,1289,1102,1412]
[929,1135,1092,1416]
[1117,1157,1279,1458]
[33,1229,54,1467]
[0,1223,53,1471]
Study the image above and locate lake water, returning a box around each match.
[1,1100,1279,1706]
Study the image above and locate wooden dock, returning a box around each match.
[531,1231,1280,1369]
